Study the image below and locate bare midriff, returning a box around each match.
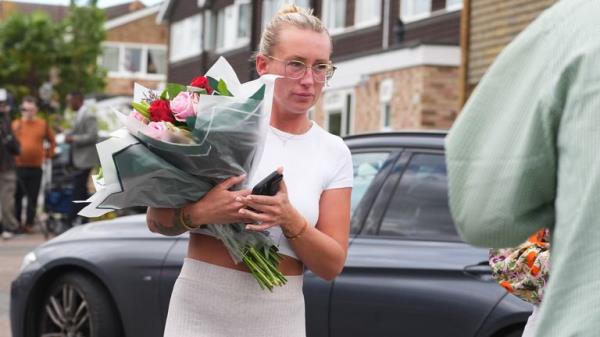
[187,233,304,276]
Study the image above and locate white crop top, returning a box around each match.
[192,121,353,259]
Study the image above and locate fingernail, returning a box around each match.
[247,196,253,200]
[235,196,242,201]
[245,225,251,230]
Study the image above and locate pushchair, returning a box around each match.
[42,141,74,237]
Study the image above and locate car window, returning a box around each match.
[378,153,460,241]
[350,152,391,215]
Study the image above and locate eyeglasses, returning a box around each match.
[266,56,336,83]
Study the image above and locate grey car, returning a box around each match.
[11,131,532,337]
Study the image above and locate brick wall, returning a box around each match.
[106,14,167,44]
[421,66,459,129]
[105,78,162,96]
[467,0,556,87]
[313,65,459,133]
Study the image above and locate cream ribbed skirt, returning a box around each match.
[163,258,306,337]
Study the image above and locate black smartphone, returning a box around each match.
[251,170,283,196]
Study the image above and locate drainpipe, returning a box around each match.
[382,0,390,50]
[459,0,471,107]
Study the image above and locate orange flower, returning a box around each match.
[526,251,537,268]
[500,281,513,293]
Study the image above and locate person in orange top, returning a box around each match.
[12,96,55,233]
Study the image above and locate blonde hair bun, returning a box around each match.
[258,3,329,57]
[275,4,314,17]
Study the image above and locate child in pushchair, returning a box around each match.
[43,141,74,236]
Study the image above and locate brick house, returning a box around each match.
[460,0,556,104]
[100,1,168,96]
[158,0,462,135]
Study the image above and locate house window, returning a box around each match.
[262,0,310,29]
[147,49,167,75]
[124,47,142,73]
[400,0,431,22]
[100,43,167,79]
[101,46,119,72]
[216,0,251,51]
[169,14,202,63]
[324,0,347,32]
[355,0,381,27]
[203,11,214,50]
[325,90,353,136]
[446,0,462,11]
[379,78,394,131]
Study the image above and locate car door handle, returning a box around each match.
[463,261,493,280]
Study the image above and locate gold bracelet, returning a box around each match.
[179,208,197,231]
[284,219,309,241]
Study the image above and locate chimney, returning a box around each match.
[129,1,145,12]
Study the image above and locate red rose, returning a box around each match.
[148,99,174,122]
[190,76,213,94]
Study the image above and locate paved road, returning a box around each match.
[0,234,46,337]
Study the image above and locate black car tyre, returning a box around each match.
[37,272,122,337]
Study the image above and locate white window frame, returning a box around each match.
[400,0,432,23]
[215,0,251,53]
[379,78,394,131]
[169,14,203,63]
[354,0,381,29]
[324,0,382,35]
[323,0,347,34]
[101,42,167,81]
[324,89,354,136]
[261,0,311,30]
[203,10,214,51]
[445,0,463,12]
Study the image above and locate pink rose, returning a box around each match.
[129,109,148,123]
[145,121,170,140]
[170,91,197,122]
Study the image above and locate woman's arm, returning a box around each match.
[242,183,351,281]
[146,174,252,236]
[287,188,350,280]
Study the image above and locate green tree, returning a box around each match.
[0,12,62,100]
[56,0,107,106]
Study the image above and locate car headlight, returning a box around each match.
[20,251,37,272]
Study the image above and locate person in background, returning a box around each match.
[489,229,549,337]
[0,89,20,239]
[446,1,600,336]
[64,91,99,227]
[13,96,55,233]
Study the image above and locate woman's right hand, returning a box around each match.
[184,174,253,225]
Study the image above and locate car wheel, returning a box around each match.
[37,272,122,337]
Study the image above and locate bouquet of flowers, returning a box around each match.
[79,57,286,290]
[489,228,550,305]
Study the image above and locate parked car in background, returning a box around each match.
[11,131,532,337]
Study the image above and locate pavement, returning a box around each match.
[0,233,46,337]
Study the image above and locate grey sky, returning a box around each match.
[9,0,163,8]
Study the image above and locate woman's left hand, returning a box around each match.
[237,179,303,232]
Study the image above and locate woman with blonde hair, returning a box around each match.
[147,5,353,337]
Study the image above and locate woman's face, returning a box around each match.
[257,26,332,116]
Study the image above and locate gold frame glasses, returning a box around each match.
[266,55,336,83]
